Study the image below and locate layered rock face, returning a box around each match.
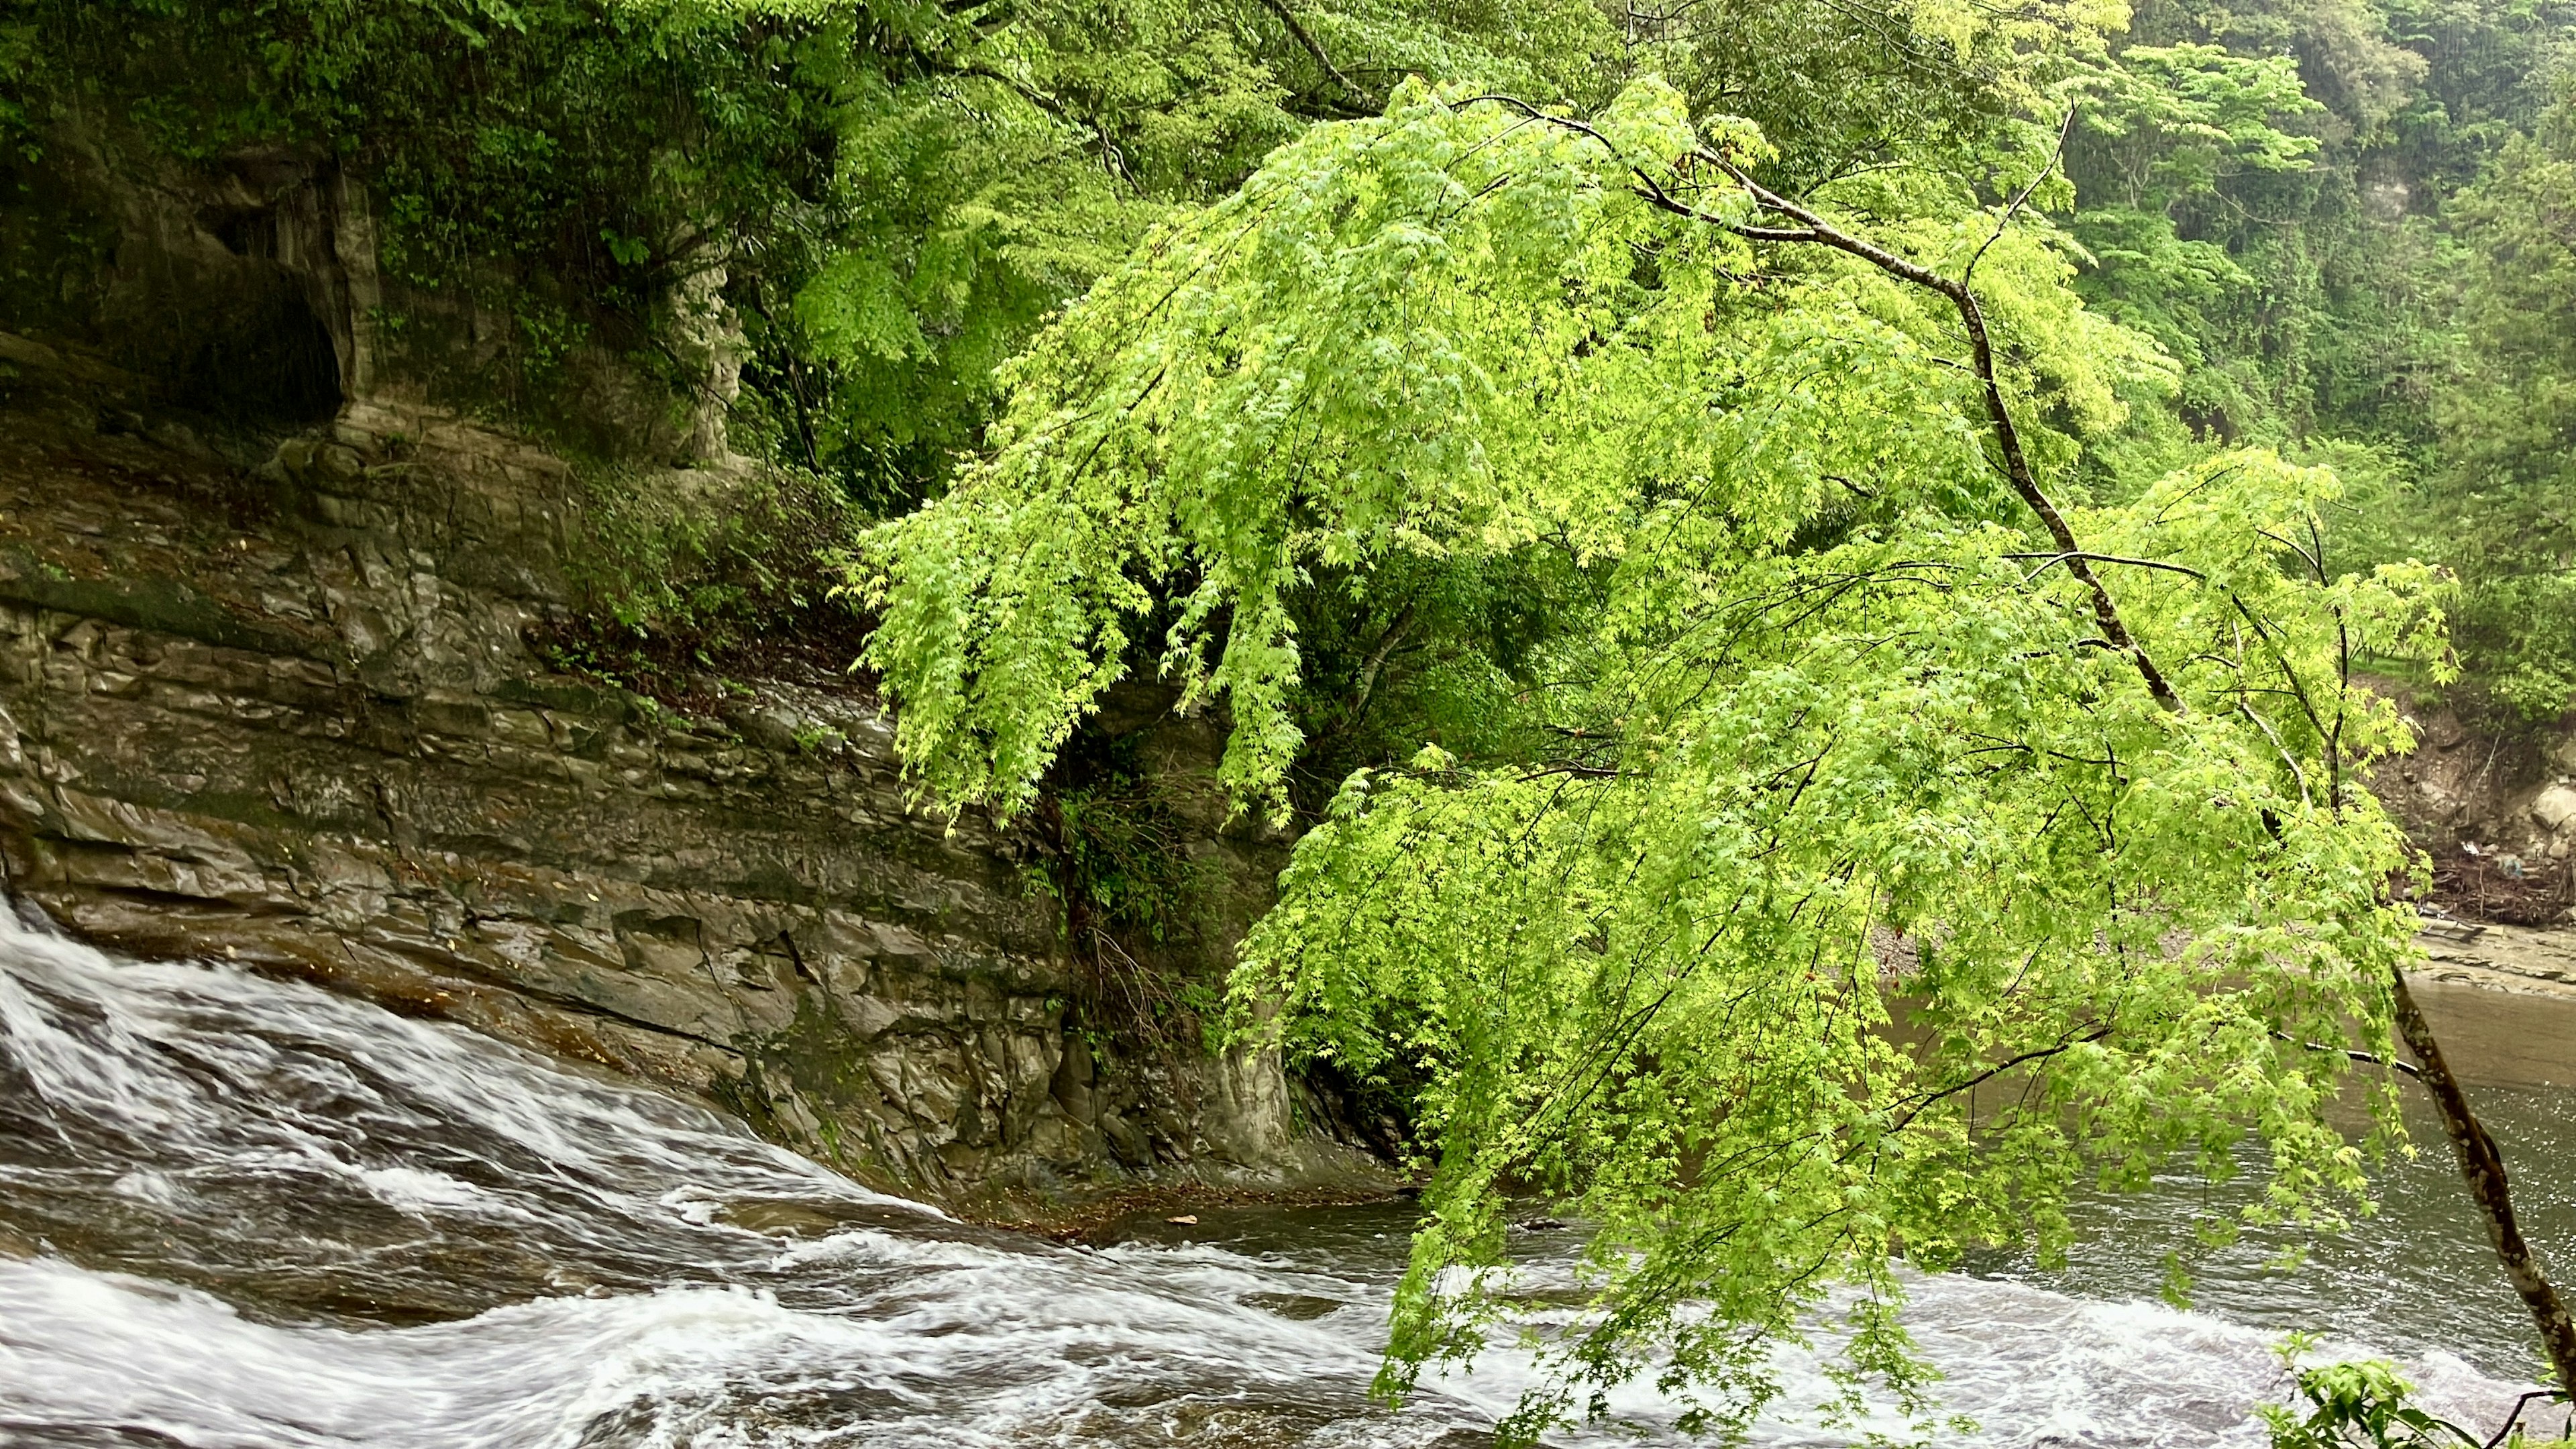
[0,339,1366,1204]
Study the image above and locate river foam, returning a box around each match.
[0,909,2548,1446]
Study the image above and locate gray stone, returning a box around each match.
[2534,784,2576,835]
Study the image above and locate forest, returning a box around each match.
[8,0,2576,1442]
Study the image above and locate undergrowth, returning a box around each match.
[1029,732,1224,1056]
[529,464,872,709]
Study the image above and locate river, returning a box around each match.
[0,908,2563,1447]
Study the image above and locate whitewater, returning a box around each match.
[0,909,2546,1447]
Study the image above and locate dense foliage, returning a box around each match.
[0,0,1609,500]
[2423,71,2576,713]
[857,69,2461,1435]
[3,0,2572,701]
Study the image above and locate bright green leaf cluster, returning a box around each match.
[861,74,2455,1436]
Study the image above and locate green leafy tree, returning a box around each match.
[859,76,2462,1438]
[2424,64,2576,714]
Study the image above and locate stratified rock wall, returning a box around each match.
[0,341,1365,1204]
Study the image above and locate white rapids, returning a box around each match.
[0,909,2550,1447]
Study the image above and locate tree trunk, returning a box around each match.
[2391,966,2576,1396]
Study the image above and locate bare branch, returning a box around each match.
[1517,763,1625,780]
[1342,597,1419,729]
[1965,105,2077,288]
[1257,0,1370,109]
[2270,1028,2420,1079]
[1889,1026,2110,1134]
[2009,550,2208,584]
[2483,1389,2564,1449]
[2239,700,2312,808]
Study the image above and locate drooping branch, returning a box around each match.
[2391,967,2576,1398]
[1454,95,2184,713]
[1886,1024,2110,1134]
[2481,1389,2565,1449]
[1693,160,2185,714]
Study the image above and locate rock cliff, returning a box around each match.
[0,109,1409,1208]
[0,329,1378,1208]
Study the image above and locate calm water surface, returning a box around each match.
[0,910,2563,1446]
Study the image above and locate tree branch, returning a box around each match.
[1964,105,2077,288]
[2270,1028,2420,1079]
[1888,1026,2110,1134]
[1256,0,1370,109]
[1347,597,1419,725]
[2008,550,2208,584]
[2392,967,2576,1398]
[1450,95,2185,713]
[1700,158,2186,713]
[2483,1389,2563,1449]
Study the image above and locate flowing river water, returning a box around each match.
[0,908,2568,1448]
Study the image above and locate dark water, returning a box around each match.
[0,911,2558,1446]
[1998,979,2565,1371]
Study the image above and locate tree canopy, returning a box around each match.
[859,74,2457,1438]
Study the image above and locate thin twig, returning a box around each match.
[2484,1389,2562,1449]
[2010,550,2208,584]
[1256,0,1370,108]
[1889,1027,2110,1133]
[1966,105,2078,288]
[2270,1029,2420,1079]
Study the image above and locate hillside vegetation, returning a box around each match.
[9,0,2569,723]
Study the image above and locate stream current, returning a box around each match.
[0,908,2567,1448]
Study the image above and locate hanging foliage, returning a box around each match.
[859,78,2455,1439]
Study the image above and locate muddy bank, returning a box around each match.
[2372,681,2576,924]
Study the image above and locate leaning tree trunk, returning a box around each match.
[2391,967,2576,1398]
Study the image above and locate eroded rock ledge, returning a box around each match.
[0,338,1383,1207]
